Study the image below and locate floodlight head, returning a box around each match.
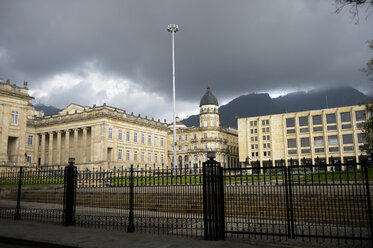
[167,24,179,32]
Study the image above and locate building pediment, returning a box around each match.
[59,103,87,115]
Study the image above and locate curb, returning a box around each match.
[0,236,80,248]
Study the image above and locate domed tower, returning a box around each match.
[199,87,219,128]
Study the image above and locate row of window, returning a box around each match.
[178,143,220,151]
[118,149,164,163]
[286,110,366,128]
[288,146,359,155]
[287,134,365,149]
[11,110,18,125]
[250,127,270,134]
[251,151,271,157]
[202,120,217,127]
[109,128,164,146]
[251,143,271,150]
[249,119,270,127]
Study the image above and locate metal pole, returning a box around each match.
[14,167,23,220]
[167,24,179,176]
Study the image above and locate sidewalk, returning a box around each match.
[0,219,332,248]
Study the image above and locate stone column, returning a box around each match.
[56,131,62,164]
[82,127,88,163]
[41,133,46,166]
[90,126,95,163]
[74,128,79,162]
[33,134,39,165]
[48,132,54,165]
[65,130,70,164]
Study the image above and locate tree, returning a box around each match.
[335,0,373,22]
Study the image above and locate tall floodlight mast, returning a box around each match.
[167,24,179,176]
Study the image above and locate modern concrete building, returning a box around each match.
[238,105,368,167]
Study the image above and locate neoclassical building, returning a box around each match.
[0,79,238,170]
[168,87,239,171]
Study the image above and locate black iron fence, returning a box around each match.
[0,158,372,247]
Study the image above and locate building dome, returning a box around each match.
[199,87,219,107]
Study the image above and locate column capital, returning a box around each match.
[64,129,71,133]
[56,130,62,134]
[48,131,54,135]
[73,128,79,132]
[82,127,88,131]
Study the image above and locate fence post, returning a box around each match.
[14,167,23,220]
[363,157,373,245]
[127,164,135,232]
[63,158,77,226]
[286,165,295,239]
[202,152,225,241]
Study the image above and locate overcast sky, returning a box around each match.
[0,0,372,121]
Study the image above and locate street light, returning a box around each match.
[167,24,179,176]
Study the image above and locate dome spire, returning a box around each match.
[200,87,218,107]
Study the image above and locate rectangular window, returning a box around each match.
[286,118,295,128]
[250,121,253,127]
[255,144,258,149]
[251,152,255,157]
[126,132,130,142]
[329,147,339,152]
[263,144,266,148]
[267,143,270,148]
[179,135,182,141]
[184,145,188,151]
[326,113,336,124]
[118,130,122,140]
[194,145,197,150]
[287,138,296,148]
[193,134,197,139]
[327,125,337,131]
[358,133,366,143]
[262,120,265,125]
[155,154,158,163]
[343,134,353,144]
[266,120,269,125]
[118,149,123,160]
[161,137,164,146]
[204,133,207,138]
[255,136,258,141]
[141,134,145,144]
[264,151,267,156]
[185,135,188,140]
[315,148,324,153]
[108,127,113,139]
[126,150,130,161]
[313,126,323,132]
[340,112,351,122]
[39,136,42,146]
[288,150,297,155]
[314,136,324,146]
[134,133,137,143]
[263,136,266,140]
[328,135,338,146]
[211,120,214,127]
[355,110,366,121]
[301,137,310,147]
[161,154,164,164]
[299,116,308,126]
[211,143,215,149]
[28,135,33,145]
[179,145,182,151]
[300,128,309,133]
[148,135,151,145]
[251,137,254,142]
[148,153,151,162]
[255,129,258,133]
[141,152,145,162]
[11,110,18,125]
[254,121,257,126]
[344,146,354,151]
[301,149,311,154]
[287,129,295,134]
[155,136,158,146]
[134,151,137,161]
[312,115,322,125]
[342,124,352,129]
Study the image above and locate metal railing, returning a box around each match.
[0,158,372,246]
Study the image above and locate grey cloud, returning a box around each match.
[0,0,372,110]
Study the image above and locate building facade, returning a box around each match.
[0,80,238,170]
[168,87,239,170]
[238,105,368,167]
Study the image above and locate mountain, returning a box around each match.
[182,86,371,129]
[33,104,61,116]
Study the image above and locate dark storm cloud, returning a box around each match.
[0,0,372,114]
